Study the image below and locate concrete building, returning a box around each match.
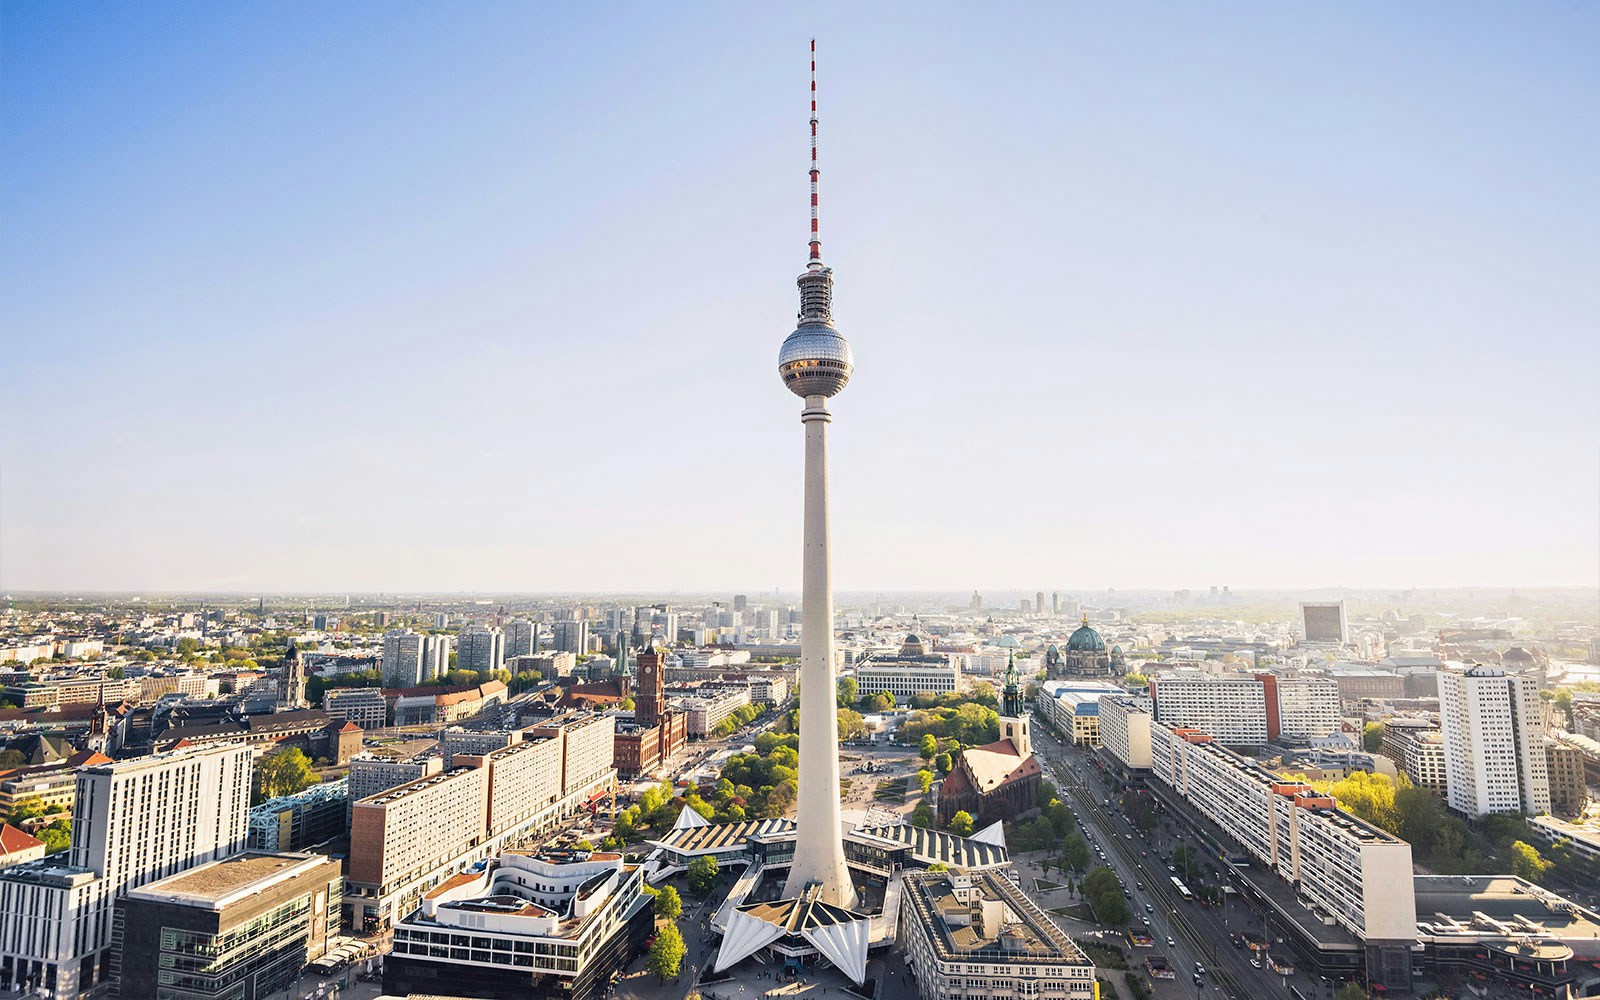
[116,852,341,1000]
[382,629,426,688]
[1127,721,1417,990]
[457,624,506,674]
[1033,681,1124,747]
[678,687,752,738]
[1097,695,1153,775]
[1381,720,1449,794]
[384,848,652,1000]
[0,744,253,998]
[347,754,444,804]
[1274,677,1342,741]
[1438,664,1549,817]
[347,714,617,931]
[1149,677,1270,746]
[1300,601,1348,645]
[1545,738,1588,816]
[551,620,589,656]
[505,618,537,659]
[322,687,387,730]
[900,868,1096,1000]
[854,633,960,699]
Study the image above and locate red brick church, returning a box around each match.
[936,654,1040,827]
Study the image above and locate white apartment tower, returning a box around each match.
[1438,664,1549,817]
[382,629,425,687]
[457,624,505,673]
[505,618,537,659]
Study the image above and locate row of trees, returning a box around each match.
[710,703,762,738]
[1082,866,1131,925]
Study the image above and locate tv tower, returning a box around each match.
[779,40,857,909]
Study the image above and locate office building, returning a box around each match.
[385,848,653,1000]
[1438,665,1549,817]
[1096,695,1153,774]
[0,744,253,998]
[506,618,537,659]
[1033,680,1124,747]
[900,869,1096,1000]
[1300,601,1348,645]
[458,624,505,673]
[116,852,341,1000]
[247,779,349,852]
[322,687,387,730]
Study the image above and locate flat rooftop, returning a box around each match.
[128,851,329,908]
[1414,875,1600,940]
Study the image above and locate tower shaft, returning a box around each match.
[783,395,856,908]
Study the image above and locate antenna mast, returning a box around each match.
[808,39,823,270]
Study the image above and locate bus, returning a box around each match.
[1169,876,1195,901]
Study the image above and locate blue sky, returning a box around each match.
[2,3,1596,593]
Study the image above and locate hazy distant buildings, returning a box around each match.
[1439,664,1549,817]
[1300,601,1348,645]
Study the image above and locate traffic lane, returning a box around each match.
[1044,744,1252,1000]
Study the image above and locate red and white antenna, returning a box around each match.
[808,38,823,270]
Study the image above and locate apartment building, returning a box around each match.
[347,755,443,805]
[1379,718,1448,793]
[1096,695,1153,772]
[1275,677,1341,741]
[457,625,505,673]
[1149,678,1269,746]
[1121,720,1416,989]
[347,714,617,930]
[1438,665,1549,818]
[900,869,1096,1000]
[0,744,253,998]
[1545,738,1588,816]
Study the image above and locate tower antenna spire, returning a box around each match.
[808,38,823,269]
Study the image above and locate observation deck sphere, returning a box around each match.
[778,323,853,398]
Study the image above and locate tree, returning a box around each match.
[253,748,318,803]
[1362,722,1384,753]
[837,708,867,740]
[837,677,857,708]
[654,884,683,920]
[1037,780,1059,811]
[948,810,975,836]
[917,769,935,795]
[36,819,71,854]
[919,734,938,760]
[911,803,933,828]
[106,665,126,679]
[1063,833,1091,873]
[935,751,953,774]
[646,923,686,982]
[1509,840,1551,882]
[1396,785,1445,849]
[1335,983,1368,1000]
[1554,689,1574,726]
[574,839,595,851]
[0,749,27,770]
[687,856,721,896]
[1432,822,1466,859]
[175,637,201,656]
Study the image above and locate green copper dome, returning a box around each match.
[1066,620,1107,653]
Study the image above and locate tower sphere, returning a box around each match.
[778,321,853,398]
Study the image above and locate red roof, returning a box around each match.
[337,721,362,733]
[0,823,44,856]
[64,750,113,768]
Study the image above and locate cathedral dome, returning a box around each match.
[1066,621,1106,653]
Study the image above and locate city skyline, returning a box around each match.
[3,4,1597,593]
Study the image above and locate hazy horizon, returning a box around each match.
[3,4,1596,593]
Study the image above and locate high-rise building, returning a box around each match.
[775,42,855,911]
[970,591,982,610]
[421,633,451,679]
[1545,738,1588,816]
[457,624,505,673]
[1439,664,1549,817]
[434,612,450,629]
[1035,591,1045,617]
[505,618,537,659]
[1051,592,1061,615]
[552,619,589,655]
[733,594,748,612]
[382,629,426,688]
[278,644,307,710]
[0,744,254,997]
[1300,601,1348,645]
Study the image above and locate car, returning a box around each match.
[1144,903,1153,913]
[1141,917,1151,927]
[1168,865,1176,872]
[1167,937,1176,947]
[1195,964,1206,975]
[1250,959,1261,968]
[1135,883,1144,890]
[1192,975,1203,986]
